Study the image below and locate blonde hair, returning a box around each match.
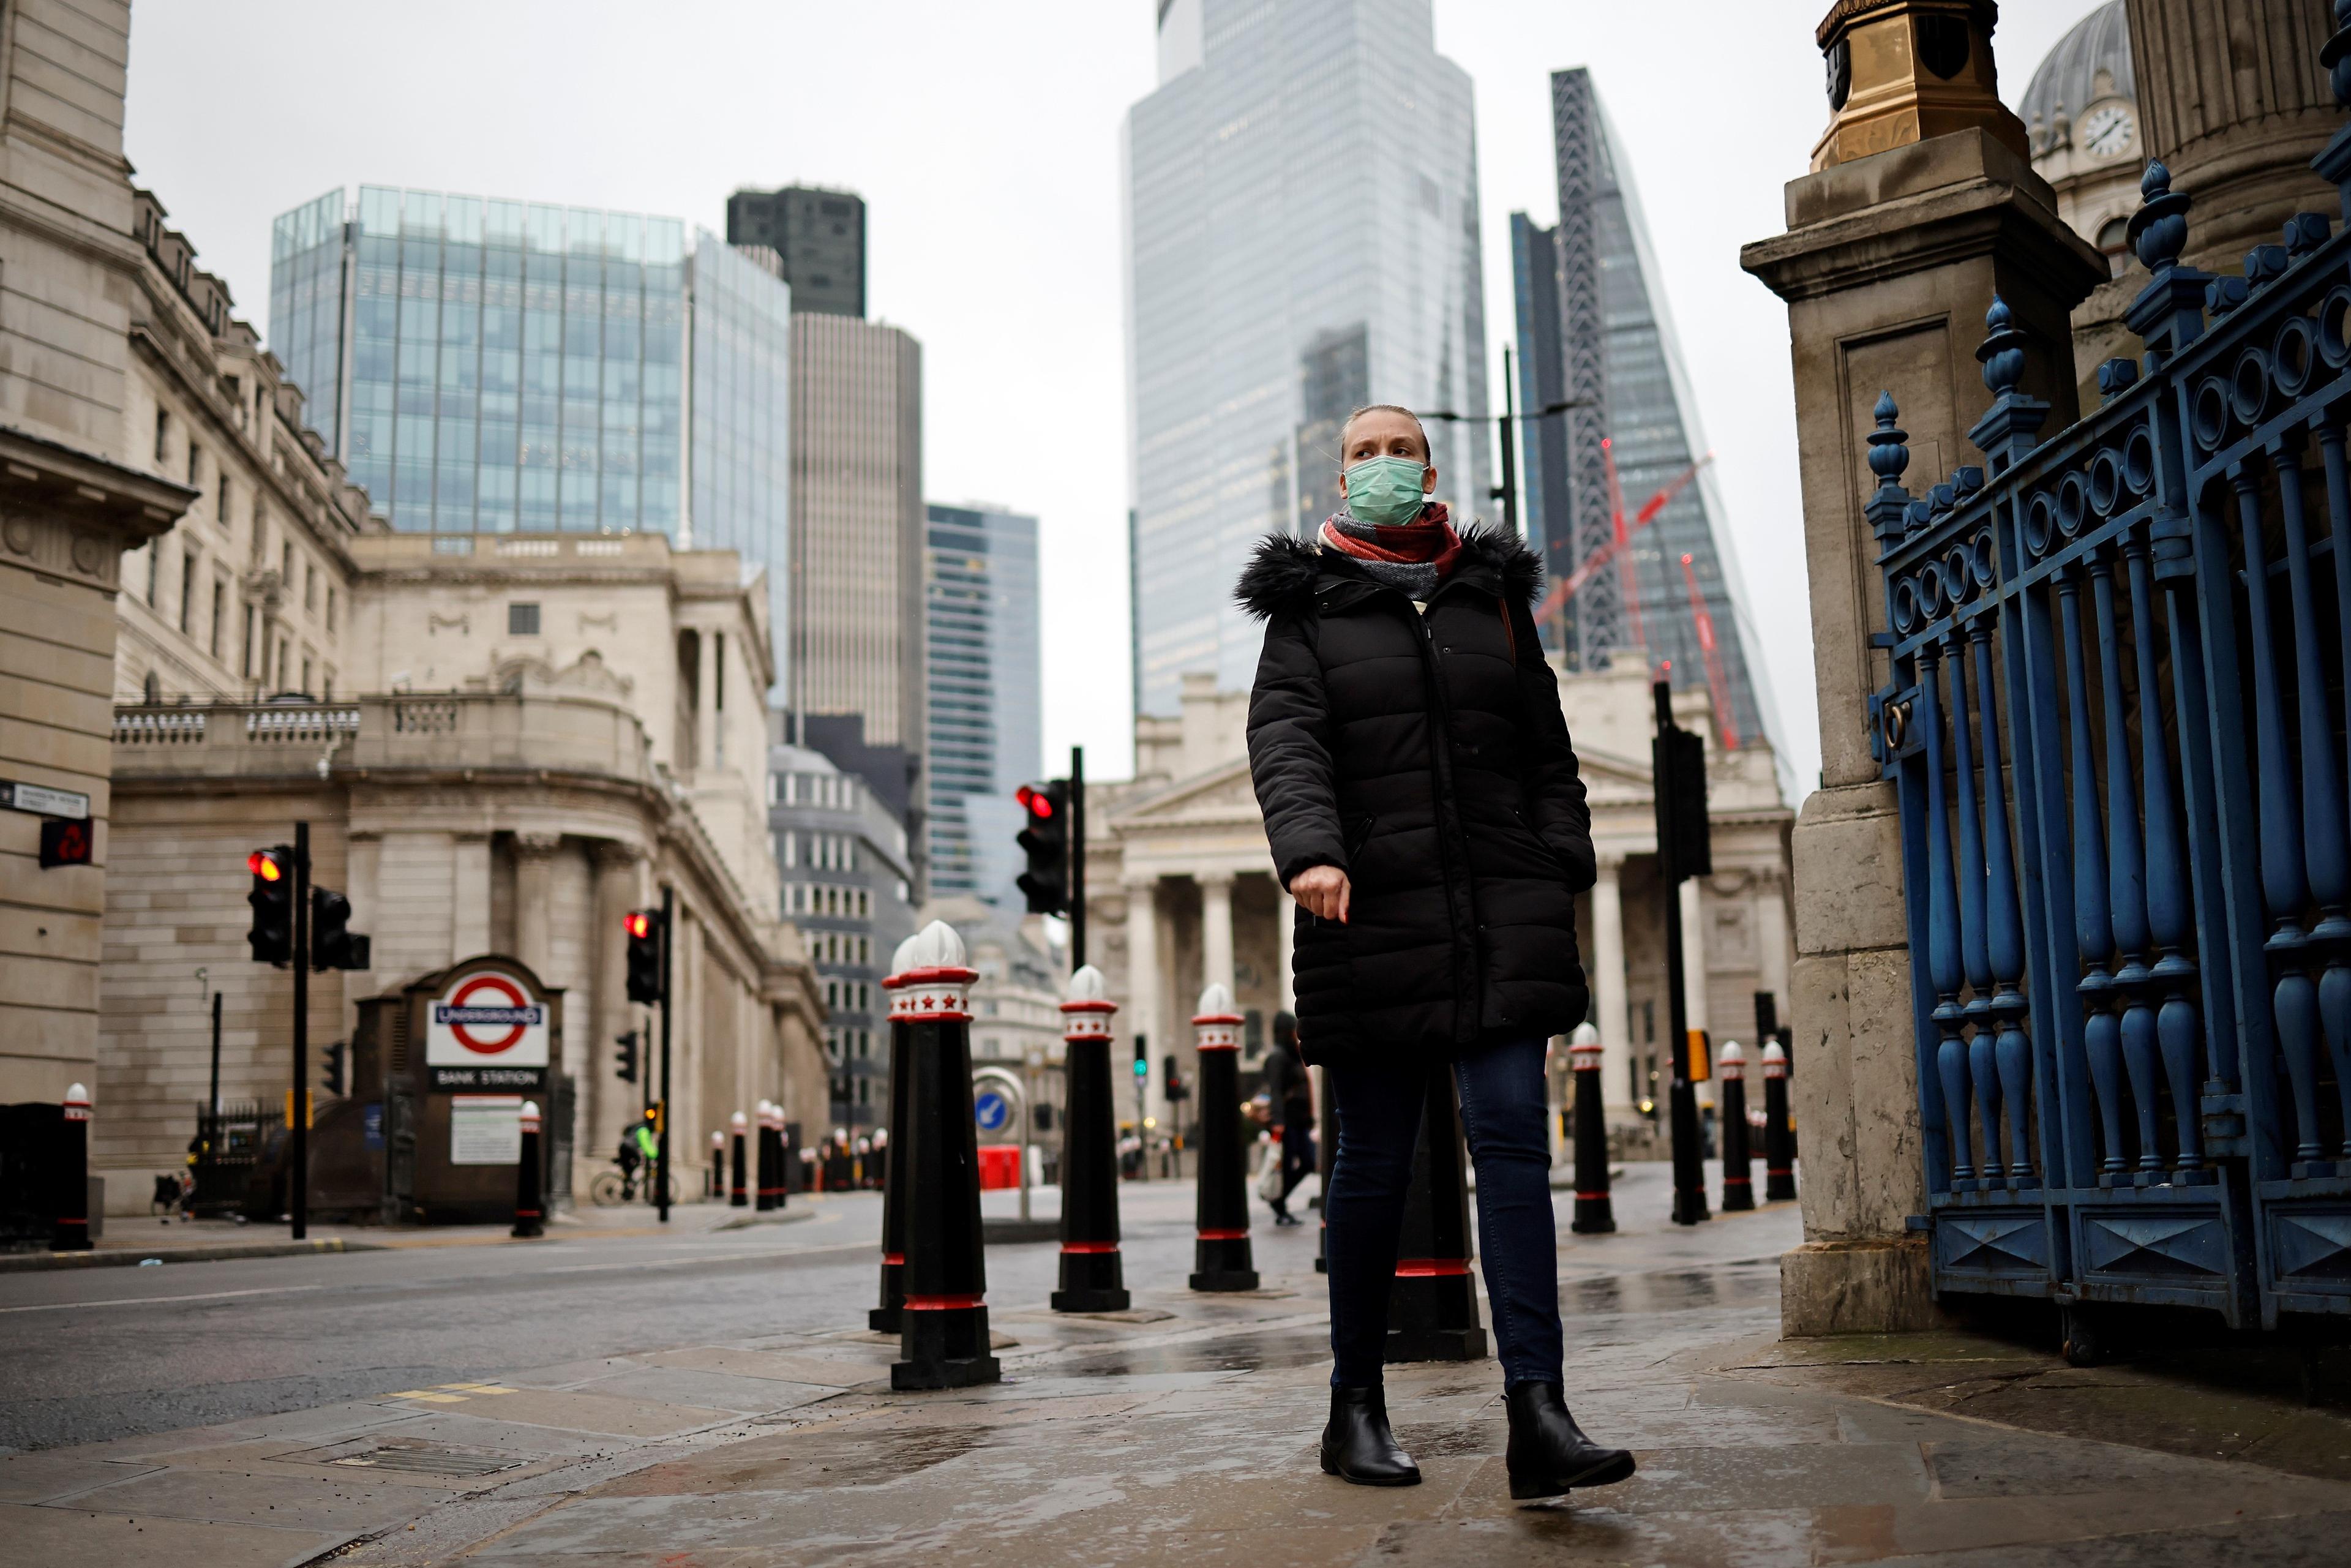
[1337,403,1431,465]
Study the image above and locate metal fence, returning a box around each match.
[1869,30,2351,1335]
[191,1101,285,1218]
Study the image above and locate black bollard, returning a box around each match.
[1567,1025,1616,1234]
[1188,983,1258,1292]
[1719,1040,1755,1212]
[1052,964,1131,1313]
[892,921,999,1390]
[871,938,916,1332]
[1670,1029,1712,1227]
[1763,1040,1799,1201]
[768,1102,790,1209]
[708,1130,725,1201]
[53,1082,91,1252]
[511,1099,545,1238]
[1387,1057,1488,1362]
[729,1111,749,1207]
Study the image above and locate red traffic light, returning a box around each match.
[624,911,652,940]
[248,849,283,882]
[1017,783,1055,819]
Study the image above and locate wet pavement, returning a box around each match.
[7,1164,2351,1564]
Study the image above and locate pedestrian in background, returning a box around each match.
[1238,403,1635,1501]
[1261,1011,1315,1226]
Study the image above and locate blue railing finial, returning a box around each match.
[2285,212,2332,257]
[2129,161,2192,277]
[2325,0,2351,108]
[2096,357,2140,405]
[1976,296,2027,397]
[1865,391,1913,552]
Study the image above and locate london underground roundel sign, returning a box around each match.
[426,965,549,1089]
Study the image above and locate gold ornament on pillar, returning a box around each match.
[1812,0,2030,171]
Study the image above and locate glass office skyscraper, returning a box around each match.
[268,187,791,665]
[1510,71,1779,756]
[1124,0,1489,715]
[924,501,1042,909]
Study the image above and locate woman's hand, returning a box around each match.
[1290,865,1352,924]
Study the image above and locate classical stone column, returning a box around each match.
[1590,853,1633,1114]
[697,628,721,775]
[1274,879,1296,1015]
[345,831,383,995]
[1756,866,1793,1033]
[1125,877,1162,1131]
[2128,0,2333,274]
[513,832,561,981]
[1198,872,1236,1014]
[589,840,644,1161]
[1678,878,1709,1040]
[452,833,492,961]
[1742,20,2105,1333]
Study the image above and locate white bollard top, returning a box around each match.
[1063,962,1116,1036]
[731,1110,749,1130]
[1718,1039,1745,1078]
[1067,963,1108,1003]
[712,1129,726,1146]
[520,1100,541,1128]
[64,1082,89,1104]
[904,919,969,971]
[1762,1040,1788,1077]
[1194,981,1237,1018]
[889,931,922,978]
[1569,1022,1600,1046]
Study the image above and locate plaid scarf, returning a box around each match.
[1318,501,1463,600]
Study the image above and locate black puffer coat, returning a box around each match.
[1238,528,1595,1064]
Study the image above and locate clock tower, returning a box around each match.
[2019,0,2142,277]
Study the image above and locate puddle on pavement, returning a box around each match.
[794,1425,992,1487]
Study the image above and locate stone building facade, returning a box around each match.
[1079,669,1794,1141]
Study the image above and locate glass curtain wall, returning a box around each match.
[269,186,688,535]
[689,233,792,689]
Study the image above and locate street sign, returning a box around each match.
[2,778,91,820]
[974,1090,1010,1134]
[426,967,550,1090]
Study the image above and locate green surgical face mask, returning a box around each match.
[1342,455,1430,528]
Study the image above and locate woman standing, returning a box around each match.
[1237,403,1633,1501]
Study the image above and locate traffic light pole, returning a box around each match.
[290,819,310,1242]
[658,883,674,1224]
[1070,746,1086,970]
[1654,683,1709,1228]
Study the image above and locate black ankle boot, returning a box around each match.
[1504,1383,1634,1499]
[1319,1386,1421,1486]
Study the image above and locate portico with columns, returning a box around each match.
[1083,664,1794,1142]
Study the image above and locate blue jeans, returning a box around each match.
[1324,1034,1563,1390]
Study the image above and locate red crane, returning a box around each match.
[1532,449,1715,633]
[1676,550,1741,752]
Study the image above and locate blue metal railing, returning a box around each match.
[1870,1,2351,1331]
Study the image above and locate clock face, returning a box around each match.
[2080,102,2135,161]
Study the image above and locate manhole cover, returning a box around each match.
[281,1437,530,1478]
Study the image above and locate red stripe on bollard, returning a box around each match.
[1395,1257,1471,1277]
[904,1294,985,1311]
[1060,1240,1119,1254]
[1196,1227,1248,1240]
[883,1251,905,1266]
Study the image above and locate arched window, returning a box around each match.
[2096,216,2130,278]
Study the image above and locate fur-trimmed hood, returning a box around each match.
[1234,525,1543,621]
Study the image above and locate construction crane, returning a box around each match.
[1532,449,1715,634]
[1676,550,1741,752]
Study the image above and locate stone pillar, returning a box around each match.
[1742,73,2105,1328]
[452,833,492,961]
[590,841,643,1161]
[2128,0,2333,274]
[513,832,561,981]
[1274,880,1295,1014]
[1198,871,1235,1014]
[1125,877,1162,1131]
[1591,853,1633,1115]
[345,830,383,997]
[1678,878,1709,1038]
[697,628,721,775]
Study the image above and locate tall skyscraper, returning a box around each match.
[1511,70,1777,754]
[726,186,868,318]
[923,501,1042,908]
[1124,0,1490,715]
[788,313,924,809]
[266,187,791,659]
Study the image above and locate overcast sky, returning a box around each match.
[123,0,2112,794]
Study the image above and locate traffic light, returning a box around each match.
[1659,725,1711,880]
[310,887,369,971]
[322,1040,347,1097]
[1014,779,1071,915]
[1163,1054,1188,1102]
[246,847,293,965]
[1133,1038,1149,1081]
[625,909,666,1003]
[616,1030,640,1085]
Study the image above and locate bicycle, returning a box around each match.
[588,1160,677,1207]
